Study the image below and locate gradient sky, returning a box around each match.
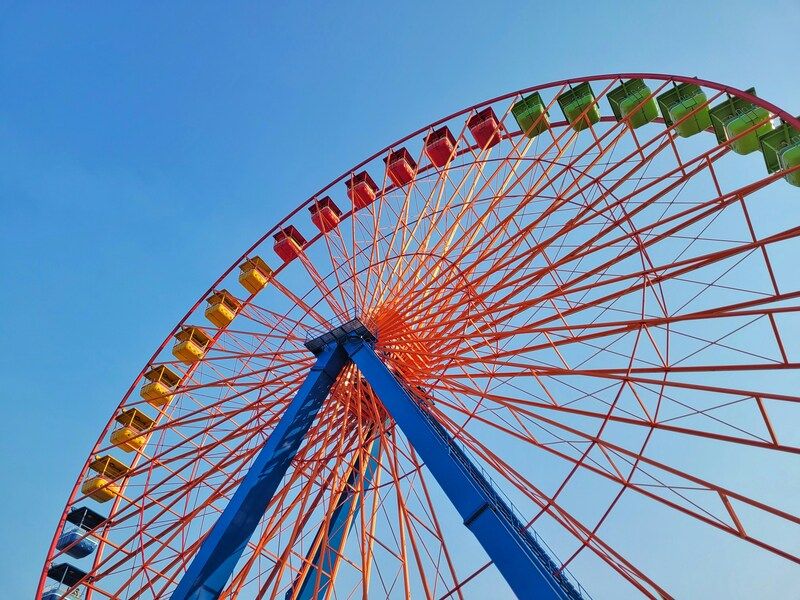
[2,1,799,598]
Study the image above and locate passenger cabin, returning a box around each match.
[657,83,712,138]
[558,82,601,132]
[56,506,105,559]
[43,585,83,600]
[43,563,86,600]
[607,79,658,129]
[346,171,379,210]
[111,408,154,453]
[309,196,342,233]
[424,126,456,167]
[709,88,773,155]
[760,120,800,187]
[511,92,550,138]
[81,455,129,503]
[273,225,307,262]
[384,148,417,187]
[172,326,211,364]
[205,289,241,328]
[140,364,181,408]
[238,256,273,295]
[467,107,502,150]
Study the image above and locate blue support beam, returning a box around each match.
[344,339,583,600]
[287,435,381,600]
[171,342,349,600]
[172,319,583,600]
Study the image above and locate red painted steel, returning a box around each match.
[39,74,800,600]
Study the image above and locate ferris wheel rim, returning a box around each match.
[39,72,800,599]
[113,72,800,401]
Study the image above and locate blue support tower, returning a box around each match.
[287,435,381,600]
[345,339,583,600]
[172,319,583,600]
[171,342,350,600]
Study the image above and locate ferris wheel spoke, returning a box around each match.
[398,106,671,318]
[436,374,797,456]
[400,445,463,599]
[99,375,317,543]
[427,407,670,598]
[234,411,363,598]
[44,77,800,599]
[294,239,349,320]
[402,124,737,327]
[387,447,432,600]
[98,447,261,595]
[321,221,361,318]
[423,287,800,350]
[469,217,789,339]
[240,302,318,338]
[735,195,791,362]
[121,403,358,598]
[391,146,573,306]
[361,170,397,316]
[435,387,800,563]
[390,161,491,295]
[269,276,331,328]
[477,310,777,372]
[368,145,443,309]
[382,103,569,300]
[440,190,708,330]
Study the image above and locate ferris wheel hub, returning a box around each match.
[304,317,376,355]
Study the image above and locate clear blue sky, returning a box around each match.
[2,1,799,598]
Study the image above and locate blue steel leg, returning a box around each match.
[171,342,350,600]
[287,435,381,600]
[345,339,582,600]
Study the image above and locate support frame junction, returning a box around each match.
[171,319,583,600]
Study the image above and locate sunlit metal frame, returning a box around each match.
[172,321,581,600]
[38,74,800,600]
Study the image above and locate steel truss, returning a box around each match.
[172,320,581,600]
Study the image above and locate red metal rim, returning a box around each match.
[39,73,800,599]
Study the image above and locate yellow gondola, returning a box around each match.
[81,455,128,503]
[238,256,273,295]
[110,408,154,452]
[205,289,241,328]
[139,364,181,408]
[172,326,211,364]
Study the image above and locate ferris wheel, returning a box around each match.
[39,73,800,599]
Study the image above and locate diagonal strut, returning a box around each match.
[171,319,583,600]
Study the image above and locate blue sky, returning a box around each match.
[2,1,799,597]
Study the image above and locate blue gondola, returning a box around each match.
[56,529,97,559]
[43,563,86,599]
[55,506,105,559]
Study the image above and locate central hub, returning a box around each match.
[304,318,388,424]
[304,318,376,355]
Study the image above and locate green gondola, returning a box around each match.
[557,82,600,132]
[760,121,800,187]
[511,92,550,138]
[607,79,658,129]
[657,83,712,138]
[709,88,773,155]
